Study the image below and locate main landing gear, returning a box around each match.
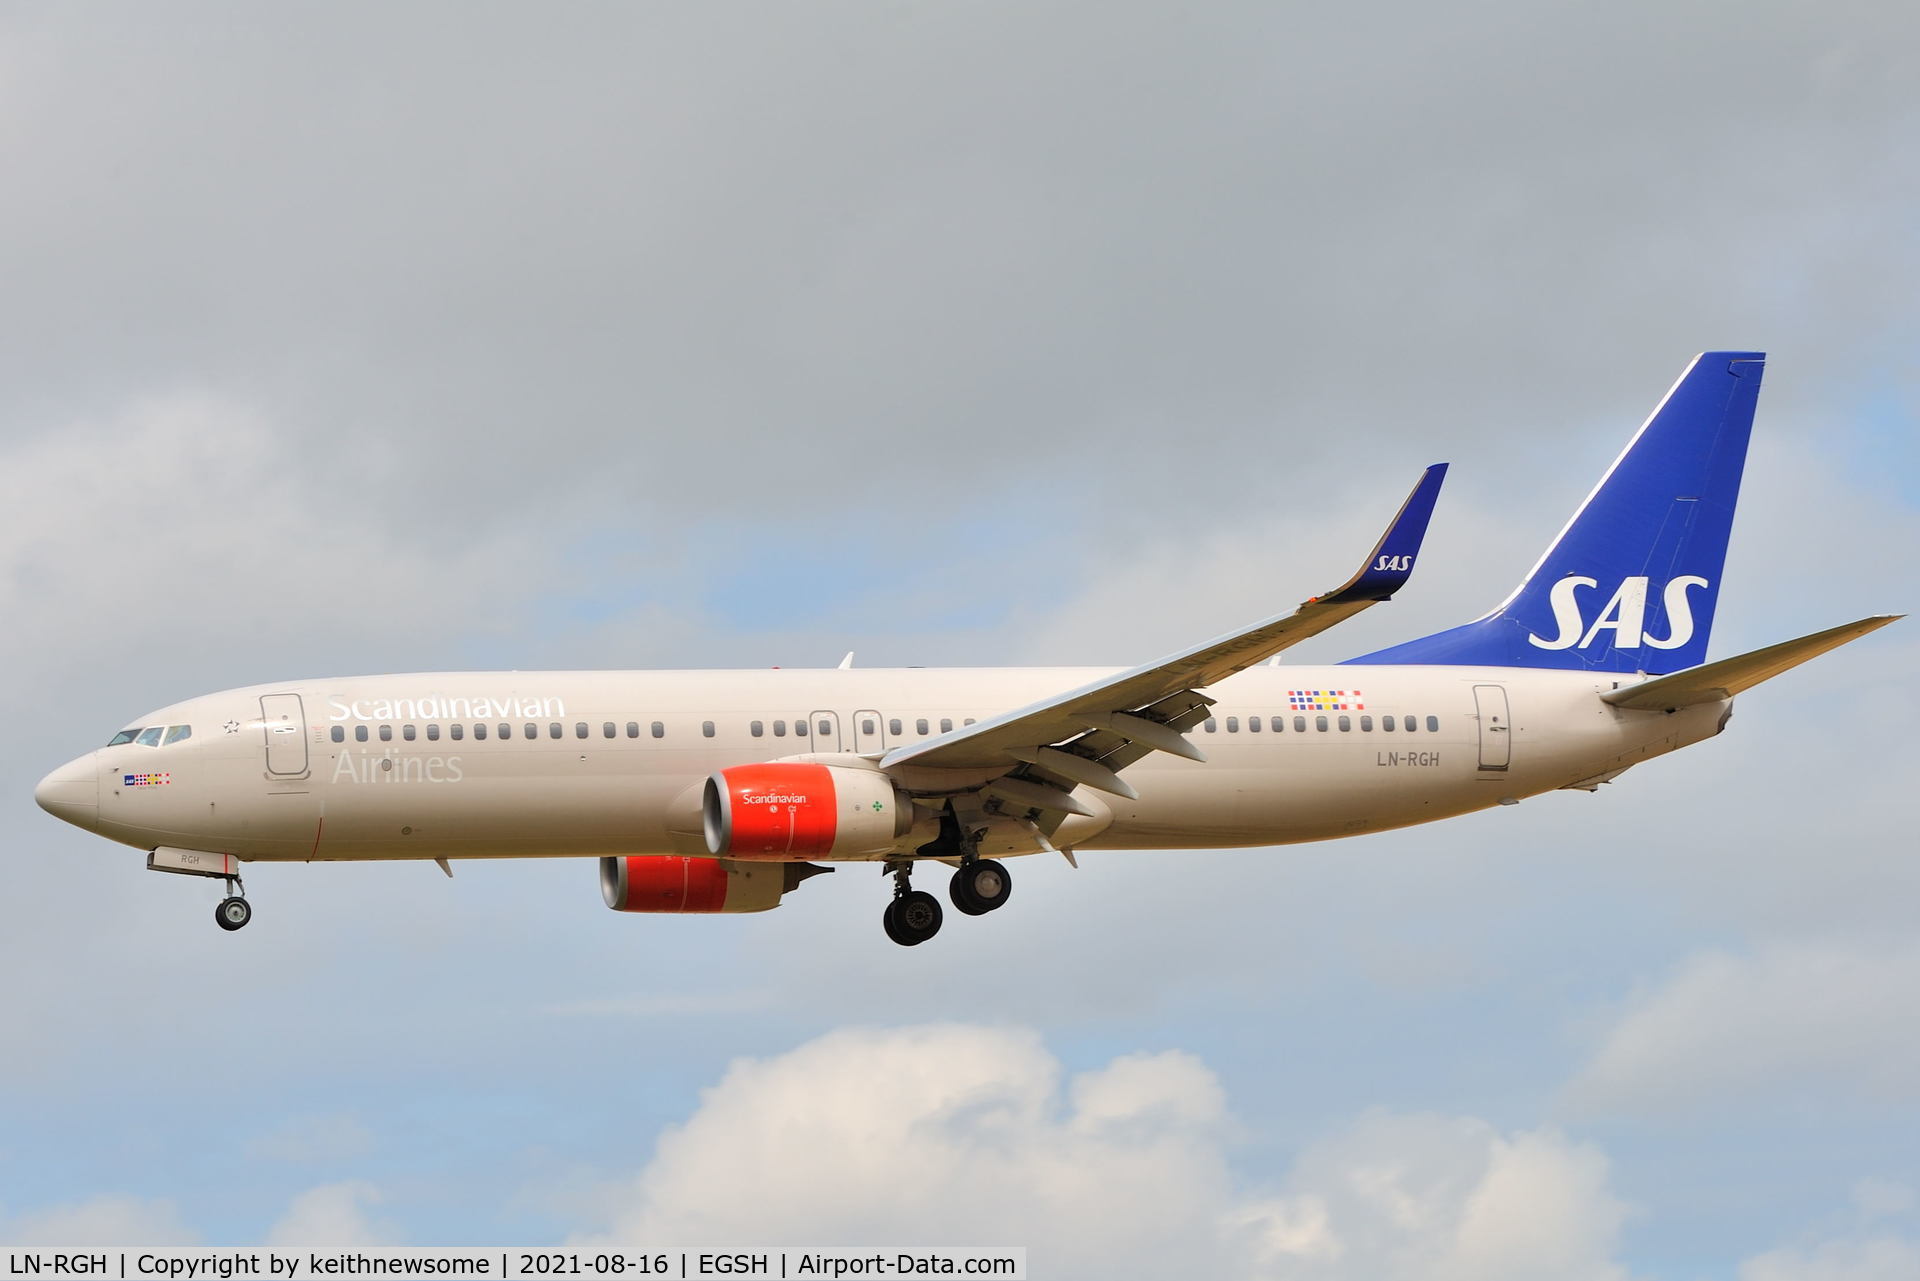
[880,856,1013,946]
[214,873,252,932]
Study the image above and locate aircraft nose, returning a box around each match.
[35,753,98,826]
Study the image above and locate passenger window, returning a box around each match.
[1338,716,1351,732]
[1360,716,1373,731]
[379,725,393,741]
[817,719,832,737]
[917,718,929,735]
[1204,718,1218,733]
[1272,717,1285,732]
[964,718,976,726]
[136,727,164,747]
[1248,715,1261,733]
[499,723,511,740]
[474,723,487,741]
[164,725,192,745]
[356,725,369,742]
[330,726,345,743]
[1426,715,1439,732]
[524,723,538,740]
[450,723,464,741]
[549,722,562,739]
[1294,716,1307,733]
[1383,715,1396,732]
[751,721,764,737]
[861,718,876,735]
[603,722,615,739]
[627,722,640,738]
[1315,716,1328,732]
[773,720,787,737]
[703,721,716,738]
[795,720,809,737]
[651,721,665,738]
[403,725,417,741]
[940,718,953,733]
[1226,716,1240,733]
[426,724,440,741]
[575,722,588,739]
[889,718,902,736]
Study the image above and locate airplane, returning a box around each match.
[35,352,1901,945]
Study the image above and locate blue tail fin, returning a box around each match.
[1344,351,1766,674]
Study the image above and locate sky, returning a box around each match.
[2,3,1918,1277]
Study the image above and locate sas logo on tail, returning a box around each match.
[1374,555,1414,572]
[1528,575,1710,651]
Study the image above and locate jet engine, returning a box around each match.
[703,762,911,859]
[599,855,831,914]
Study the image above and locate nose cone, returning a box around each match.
[36,753,98,827]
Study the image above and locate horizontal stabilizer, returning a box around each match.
[1602,615,1902,712]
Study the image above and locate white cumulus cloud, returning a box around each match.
[569,1024,1631,1281]
[263,1181,394,1248]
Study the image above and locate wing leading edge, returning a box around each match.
[881,463,1448,780]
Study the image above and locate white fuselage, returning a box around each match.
[43,664,1728,865]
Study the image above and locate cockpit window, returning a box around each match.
[164,725,192,745]
[107,729,140,747]
[134,726,165,747]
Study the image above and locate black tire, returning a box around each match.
[882,899,908,945]
[215,897,252,932]
[950,860,1012,915]
[889,890,943,945]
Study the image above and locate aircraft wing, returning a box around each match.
[879,464,1447,793]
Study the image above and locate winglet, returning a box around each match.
[1315,463,1448,606]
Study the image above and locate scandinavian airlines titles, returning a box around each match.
[1527,575,1709,651]
[327,694,566,722]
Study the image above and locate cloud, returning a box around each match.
[571,1024,1231,1276]
[0,1195,196,1246]
[570,1024,1630,1281]
[1565,939,1920,1115]
[262,1182,394,1248]
[1229,1112,1629,1281]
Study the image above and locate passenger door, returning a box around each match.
[260,693,310,778]
[1472,684,1511,771]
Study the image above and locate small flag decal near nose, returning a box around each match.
[124,772,171,787]
[1288,689,1365,712]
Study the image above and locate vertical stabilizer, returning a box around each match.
[1345,352,1765,674]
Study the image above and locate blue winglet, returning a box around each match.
[1317,463,1449,605]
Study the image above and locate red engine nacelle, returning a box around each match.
[599,855,788,914]
[703,762,909,859]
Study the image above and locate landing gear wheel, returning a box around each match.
[215,896,252,932]
[883,890,943,946]
[950,859,1012,916]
